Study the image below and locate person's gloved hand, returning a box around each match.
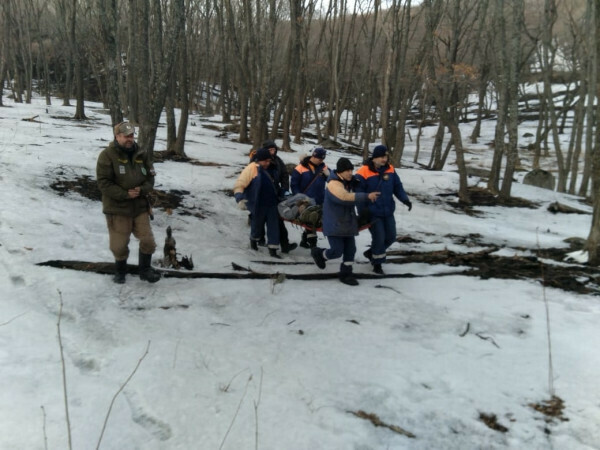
[403,200,412,211]
[234,193,247,210]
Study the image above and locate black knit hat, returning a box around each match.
[255,147,272,162]
[336,157,354,173]
[262,139,277,150]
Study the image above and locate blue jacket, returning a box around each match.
[355,161,409,218]
[233,163,279,214]
[322,171,369,237]
[290,156,328,205]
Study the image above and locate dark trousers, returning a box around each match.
[257,218,289,244]
[368,215,396,263]
[251,205,280,247]
[324,236,356,263]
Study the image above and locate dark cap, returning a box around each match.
[262,139,277,150]
[336,157,354,173]
[312,147,327,159]
[372,145,388,159]
[255,147,272,162]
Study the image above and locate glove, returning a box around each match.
[404,200,412,211]
[283,190,291,198]
[237,199,248,210]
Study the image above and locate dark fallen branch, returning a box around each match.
[547,202,589,215]
[36,260,468,281]
[347,410,416,438]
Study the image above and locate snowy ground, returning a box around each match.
[1,95,599,449]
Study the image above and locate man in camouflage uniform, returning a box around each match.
[96,122,161,283]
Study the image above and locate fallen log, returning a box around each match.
[36,260,437,280]
[547,201,590,215]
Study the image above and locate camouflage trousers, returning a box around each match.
[105,212,156,261]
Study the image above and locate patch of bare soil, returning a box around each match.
[529,396,569,425]
[431,187,540,216]
[49,169,209,218]
[387,245,600,295]
[479,412,509,433]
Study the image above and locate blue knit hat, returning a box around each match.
[372,145,388,159]
[312,147,327,159]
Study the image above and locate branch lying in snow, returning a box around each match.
[475,332,500,348]
[347,410,416,438]
[0,311,28,327]
[96,341,151,450]
[37,260,468,281]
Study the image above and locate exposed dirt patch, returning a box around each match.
[386,246,600,295]
[529,396,569,424]
[479,412,509,433]
[49,169,209,218]
[429,187,540,216]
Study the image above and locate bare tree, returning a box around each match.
[585,0,600,264]
[127,0,185,154]
[97,0,123,125]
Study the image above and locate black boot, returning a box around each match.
[339,264,359,286]
[139,252,161,283]
[269,248,282,259]
[113,259,127,284]
[373,263,385,275]
[311,247,326,269]
[307,234,318,248]
[363,248,373,262]
[299,231,310,248]
[250,239,259,250]
[281,241,298,253]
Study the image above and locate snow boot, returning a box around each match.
[363,248,373,262]
[339,264,359,286]
[311,247,327,269]
[250,239,259,250]
[269,248,282,259]
[281,241,298,253]
[139,252,161,283]
[113,259,127,284]
[307,235,318,248]
[373,263,384,275]
[299,231,310,248]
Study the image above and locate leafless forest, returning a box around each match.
[2,0,600,260]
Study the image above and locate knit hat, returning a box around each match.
[336,157,354,173]
[372,144,388,159]
[262,139,277,150]
[255,147,272,162]
[312,147,327,159]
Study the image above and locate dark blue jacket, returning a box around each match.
[355,161,409,218]
[291,156,328,205]
[233,163,280,214]
[322,171,369,237]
